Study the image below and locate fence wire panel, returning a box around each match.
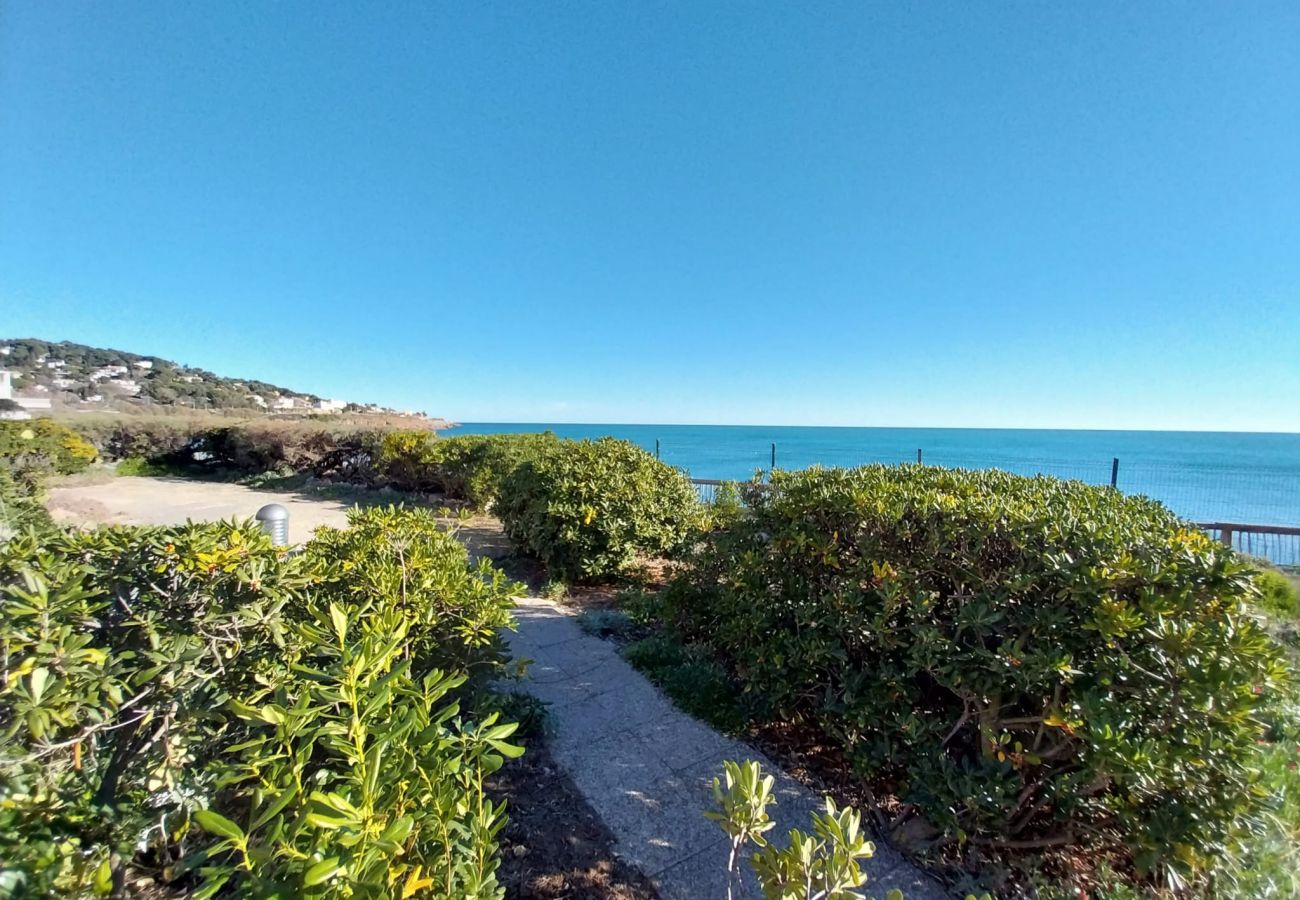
[1115,463,1299,526]
[923,454,1115,486]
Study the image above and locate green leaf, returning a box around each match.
[194,809,245,842]
[28,667,49,704]
[303,857,343,887]
[329,603,348,640]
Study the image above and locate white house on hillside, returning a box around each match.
[313,399,346,413]
[0,369,52,413]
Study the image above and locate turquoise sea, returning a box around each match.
[450,423,1300,530]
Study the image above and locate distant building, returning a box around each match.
[271,397,297,410]
[91,365,129,380]
[110,379,141,395]
[45,359,65,369]
[250,395,267,407]
[52,377,77,389]
[0,370,53,411]
[134,360,154,370]
[0,346,11,356]
[313,399,347,413]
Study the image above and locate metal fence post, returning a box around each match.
[917,448,923,464]
[1110,457,1119,489]
[256,503,289,547]
[771,443,776,470]
[655,438,660,460]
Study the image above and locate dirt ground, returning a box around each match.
[46,473,354,543]
[44,472,513,559]
[489,736,659,900]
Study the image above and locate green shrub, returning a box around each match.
[304,505,520,686]
[0,507,524,897]
[707,759,898,900]
[0,465,53,536]
[74,417,385,483]
[497,437,701,582]
[664,464,1290,888]
[73,416,205,462]
[0,520,312,896]
[373,431,561,507]
[1254,568,1300,621]
[373,429,443,491]
[576,608,634,638]
[623,635,749,733]
[0,419,97,480]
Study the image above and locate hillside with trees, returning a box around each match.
[0,337,429,419]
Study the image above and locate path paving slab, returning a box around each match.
[508,597,949,900]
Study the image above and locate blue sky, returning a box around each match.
[2,2,1298,431]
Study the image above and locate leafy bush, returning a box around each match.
[373,430,443,492]
[73,417,385,482]
[73,416,206,463]
[0,419,98,480]
[497,437,701,582]
[664,464,1290,888]
[707,759,899,900]
[373,432,561,507]
[0,466,53,539]
[0,520,312,897]
[0,507,524,897]
[1254,568,1300,621]
[576,608,635,638]
[304,505,520,686]
[623,635,748,733]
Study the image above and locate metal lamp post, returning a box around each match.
[255,503,290,547]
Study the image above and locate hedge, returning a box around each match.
[497,437,701,582]
[372,431,561,507]
[0,506,522,898]
[0,420,97,482]
[661,464,1290,887]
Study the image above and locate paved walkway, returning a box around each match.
[507,597,947,900]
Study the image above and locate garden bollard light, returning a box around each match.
[255,503,290,547]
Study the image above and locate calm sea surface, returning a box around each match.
[449,423,1300,528]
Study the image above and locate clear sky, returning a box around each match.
[2,2,1298,431]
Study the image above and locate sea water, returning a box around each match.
[449,423,1300,528]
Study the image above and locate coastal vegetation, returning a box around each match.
[5,419,1299,897]
[496,437,700,582]
[0,422,527,896]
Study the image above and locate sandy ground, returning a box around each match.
[45,474,515,558]
[47,475,358,544]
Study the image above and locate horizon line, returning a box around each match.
[446,421,1300,437]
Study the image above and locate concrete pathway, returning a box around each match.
[507,597,947,900]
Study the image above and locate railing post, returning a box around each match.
[1219,527,1234,549]
[1110,457,1119,489]
[655,438,660,460]
[917,448,923,464]
[771,442,776,470]
[256,503,290,547]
